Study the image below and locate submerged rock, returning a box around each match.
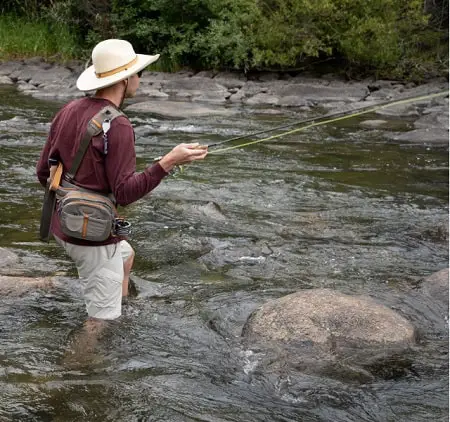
[420,268,449,309]
[360,119,389,128]
[0,247,19,267]
[0,275,54,296]
[386,128,449,143]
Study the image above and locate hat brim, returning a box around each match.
[76,53,160,92]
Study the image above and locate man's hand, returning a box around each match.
[158,143,208,173]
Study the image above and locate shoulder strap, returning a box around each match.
[66,105,125,181]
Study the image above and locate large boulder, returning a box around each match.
[244,288,415,346]
[242,288,416,378]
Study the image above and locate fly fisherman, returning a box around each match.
[36,39,208,324]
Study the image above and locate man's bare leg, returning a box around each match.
[62,318,108,367]
[122,251,135,297]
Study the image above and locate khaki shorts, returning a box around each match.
[55,236,134,320]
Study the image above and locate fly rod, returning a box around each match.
[206,90,448,154]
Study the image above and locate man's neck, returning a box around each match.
[95,82,125,108]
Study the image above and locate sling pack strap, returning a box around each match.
[65,105,124,181]
[59,179,116,204]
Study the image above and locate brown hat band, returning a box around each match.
[95,56,138,78]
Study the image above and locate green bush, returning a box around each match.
[0,15,79,60]
[0,0,447,81]
[192,0,260,70]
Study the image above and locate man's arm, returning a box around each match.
[105,119,208,206]
[104,120,168,206]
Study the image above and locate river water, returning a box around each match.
[0,85,448,421]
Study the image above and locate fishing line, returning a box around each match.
[207,90,448,155]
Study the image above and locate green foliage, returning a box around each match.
[108,0,216,68]
[0,15,79,60]
[0,0,447,81]
[250,0,334,68]
[192,0,260,70]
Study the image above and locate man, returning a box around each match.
[36,39,207,322]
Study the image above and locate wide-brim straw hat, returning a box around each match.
[76,39,160,91]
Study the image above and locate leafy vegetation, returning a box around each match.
[0,15,79,60]
[0,0,447,81]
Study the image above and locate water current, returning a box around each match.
[0,85,448,421]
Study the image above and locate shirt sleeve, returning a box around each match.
[36,105,67,187]
[104,118,168,206]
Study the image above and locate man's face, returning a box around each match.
[125,74,140,98]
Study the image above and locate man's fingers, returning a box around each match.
[185,143,208,150]
[186,148,208,162]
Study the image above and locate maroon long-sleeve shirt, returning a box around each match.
[36,97,168,245]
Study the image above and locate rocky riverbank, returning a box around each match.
[0,57,448,143]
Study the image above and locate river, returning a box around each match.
[0,84,448,421]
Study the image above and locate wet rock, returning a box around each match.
[30,84,84,100]
[161,76,228,100]
[243,288,415,349]
[125,101,237,119]
[28,68,73,86]
[240,289,418,382]
[213,71,246,89]
[386,128,449,144]
[320,101,348,111]
[278,96,309,107]
[270,81,368,103]
[130,275,175,298]
[16,81,37,93]
[228,90,247,103]
[0,61,23,76]
[0,248,19,267]
[192,90,231,104]
[192,201,227,221]
[9,65,50,83]
[153,198,227,222]
[368,80,400,91]
[374,103,420,117]
[0,275,54,296]
[200,242,265,267]
[0,76,13,85]
[366,88,401,100]
[414,111,449,130]
[138,87,169,99]
[245,93,280,106]
[360,119,389,128]
[194,70,218,79]
[420,268,449,309]
[0,59,447,136]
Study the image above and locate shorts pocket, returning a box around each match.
[84,266,122,310]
